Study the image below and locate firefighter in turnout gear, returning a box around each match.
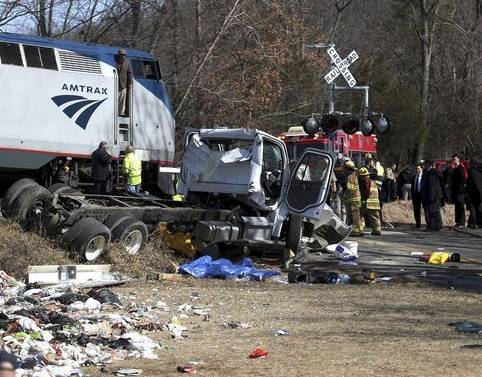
[359,167,382,235]
[343,160,362,236]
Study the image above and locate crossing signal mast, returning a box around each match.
[304,43,391,152]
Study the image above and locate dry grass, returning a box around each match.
[0,219,70,279]
[383,200,457,227]
[0,219,178,280]
[105,229,179,278]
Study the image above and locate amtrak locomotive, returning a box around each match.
[0,33,175,193]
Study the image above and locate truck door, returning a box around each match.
[285,149,334,220]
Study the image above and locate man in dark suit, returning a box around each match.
[422,160,447,231]
[451,154,467,227]
[411,163,425,228]
[91,141,112,195]
[467,156,482,228]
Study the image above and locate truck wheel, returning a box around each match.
[1,178,39,218]
[9,185,52,230]
[62,218,111,261]
[286,215,303,253]
[48,183,80,196]
[103,213,131,234]
[112,217,148,255]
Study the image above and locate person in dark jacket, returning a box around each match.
[467,157,482,228]
[411,163,426,228]
[115,49,133,116]
[451,154,467,227]
[398,165,412,201]
[421,160,447,231]
[91,141,112,195]
[440,159,453,203]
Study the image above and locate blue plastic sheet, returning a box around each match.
[179,256,281,281]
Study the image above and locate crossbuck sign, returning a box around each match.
[324,47,358,88]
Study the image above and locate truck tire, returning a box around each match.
[48,183,80,196]
[286,215,303,253]
[103,213,131,234]
[62,218,111,261]
[1,178,39,218]
[9,185,52,230]
[111,217,148,255]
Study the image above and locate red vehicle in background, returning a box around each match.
[278,126,377,165]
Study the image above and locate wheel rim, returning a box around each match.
[24,199,47,231]
[124,230,143,255]
[84,235,106,261]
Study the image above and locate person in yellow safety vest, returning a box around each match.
[375,160,385,222]
[358,167,382,235]
[343,160,362,237]
[172,180,183,201]
[123,145,142,194]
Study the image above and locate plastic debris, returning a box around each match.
[275,330,290,336]
[461,344,482,349]
[0,273,170,376]
[249,348,268,359]
[450,321,482,334]
[334,242,358,261]
[87,288,122,306]
[177,365,197,373]
[288,269,350,284]
[428,252,451,265]
[179,256,280,280]
[225,321,252,329]
[116,369,143,376]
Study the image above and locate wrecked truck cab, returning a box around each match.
[179,128,289,212]
[178,128,352,255]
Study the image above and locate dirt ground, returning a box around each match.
[82,279,482,377]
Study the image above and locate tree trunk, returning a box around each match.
[38,0,48,36]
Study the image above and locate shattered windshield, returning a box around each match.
[202,138,253,152]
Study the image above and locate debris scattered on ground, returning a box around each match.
[115,369,143,376]
[461,344,482,349]
[225,321,252,329]
[288,269,350,284]
[450,321,482,334]
[334,242,358,261]
[179,256,280,280]
[177,365,197,373]
[249,348,268,359]
[275,330,290,336]
[0,270,188,376]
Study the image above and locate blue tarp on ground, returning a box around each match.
[179,256,281,281]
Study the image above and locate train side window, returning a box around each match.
[0,42,23,66]
[24,45,57,70]
[132,59,158,80]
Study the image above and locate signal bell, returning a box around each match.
[360,118,374,136]
[375,114,391,134]
[301,117,320,136]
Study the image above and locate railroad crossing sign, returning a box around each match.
[324,47,358,88]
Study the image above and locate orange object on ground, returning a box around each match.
[249,348,268,359]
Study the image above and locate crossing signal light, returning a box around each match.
[301,116,320,136]
[342,117,360,135]
[375,114,391,134]
[360,118,374,136]
[320,114,339,134]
